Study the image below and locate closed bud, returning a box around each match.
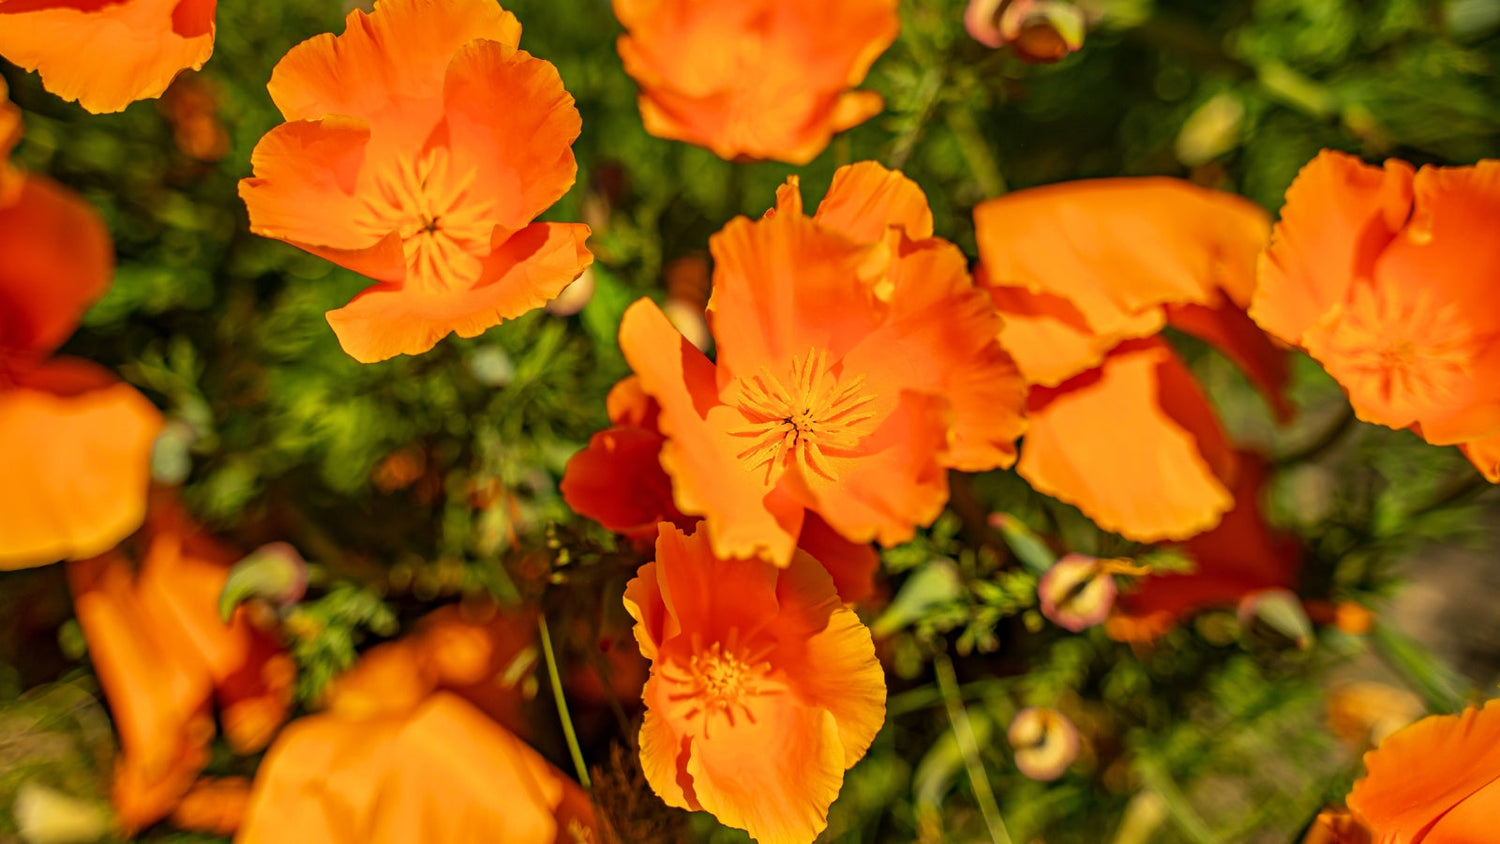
[966,0,1086,63]
[1008,706,1080,781]
[219,542,308,622]
[1037,554,1117,632]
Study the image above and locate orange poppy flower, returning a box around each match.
[238,0,592,362]
[625,524,885,844]
[66,498,295,832]
[560,375,881,603]
[1252,151,1500,479]
[1105,454,1300,642]
[0,0,216,114]
[973,178,1285,541]
[1347,699,1500,843]
[238,692,595,844]
[613,0,898,164]
[617,162,1027,567]
[0,97,161,570]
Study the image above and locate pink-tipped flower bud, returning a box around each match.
[966,0,1086,63]
[1008,706,1080,781]
[1037,553,1118,632]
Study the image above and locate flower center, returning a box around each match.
[728,348,879,483]
[1315,283,1482,416]
[355,147,499,294]
[659,630,781,738]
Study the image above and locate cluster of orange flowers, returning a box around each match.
[3,0,1500,841]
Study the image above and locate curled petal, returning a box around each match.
[977,177,1269,383]
[1251,151,1414,346]
[267,0,520,140]
[0,0,216,114]
[66,552,213,832]
[1018,339,1234,542]
[813,161,934,242]
[441,39,581,235]
[614,0,897,164]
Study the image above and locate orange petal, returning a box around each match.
[613,0,897,164]
[983,277,1130,387]
[413,604,535,736]
[687,703,846,844]
[1018,339,1235,542]
[326,221,591,362]
[560,425,690,541]
[133,501,293,751]
[623,559,667,661]
[371,694,567,844]
[440,39,581,235]
[267,0,519,142]
[1251,150,1415,346]
[793,388,951,549]
[0,173,113,358]
[1111,453,1299,635]
[66,552,213,832]
[813,161,934,242]
[1166,297,1292,421]
[1349,699,1500,841]
[0,0,216,114]
[770,547,886,767]
[620,298,803,564]
[637,705,697,812]
[238,116,405,275]
[796,511,879,605]
[1421,775,1500,843]
[975,177,1270,380]
[705,206,884,384]
[844,237,1027,471]
[0,360,161,569]
[322,640,440,720]
[1318,159,1500,444]
[605,374,659,429]
[650,523,782,645]
[171,776,251,837]
[237,711,401,844]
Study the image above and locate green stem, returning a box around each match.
[945,106,1006,197]
[538,614,592,790]
[887,67,946,170]
[889,676,1017,719]
[1135,756,1221,844]
[934,652,1013,844]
